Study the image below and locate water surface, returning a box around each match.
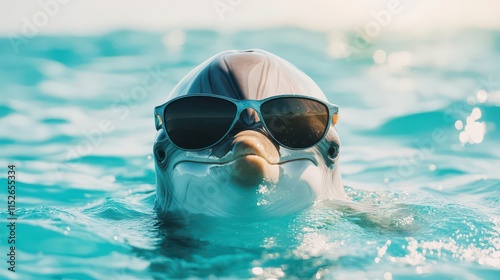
[0,28,499,279]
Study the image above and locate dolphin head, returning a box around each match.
[154,49,344,218]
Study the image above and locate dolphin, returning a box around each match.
[153,49,345,219]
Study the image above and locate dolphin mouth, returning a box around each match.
[172,153,318,169]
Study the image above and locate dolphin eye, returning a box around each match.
[328,143,339,159]
[155,149,166,163]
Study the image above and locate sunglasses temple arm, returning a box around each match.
[154,108,163,130]
[330,104,339,126]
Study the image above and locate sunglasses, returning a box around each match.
[154,94,339,150]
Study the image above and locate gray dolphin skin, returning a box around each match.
[153,49,345,218]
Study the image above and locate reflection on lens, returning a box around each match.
[261,98,328,148]
[164,96,237,149]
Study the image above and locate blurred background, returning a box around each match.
[1,0,499,279]
[2,0,500,33]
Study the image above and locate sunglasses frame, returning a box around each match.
[154,94,339,151]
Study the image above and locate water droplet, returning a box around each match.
[162,30,186,51]
[467,96,476,105]
[373,50,386,64]
[471,108,482,120]
[477,90,488,103]
[252,267,264,275]
[459,131,469,143]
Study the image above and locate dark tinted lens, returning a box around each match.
[261,98,329,148]
[164,96,237,149]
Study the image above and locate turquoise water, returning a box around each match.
[1,28,500,279]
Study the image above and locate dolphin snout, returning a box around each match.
[229,130,280,187]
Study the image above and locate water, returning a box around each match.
[1,28,499,279]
